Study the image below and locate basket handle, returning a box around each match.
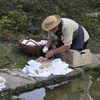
[19,38,25,44]
[26,40,38,46]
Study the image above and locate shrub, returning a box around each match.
[78,15,100,38]
[0,5,28,34]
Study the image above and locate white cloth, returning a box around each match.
[42,46,49,53]
[21,39,48,46]
[22,58,73,77]
[37,40,48,45]
[27,59,41,68]
[0,76,6,91]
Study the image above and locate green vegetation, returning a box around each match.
[0,5,28,34]
[78,15,100,38]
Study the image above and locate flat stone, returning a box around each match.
[0,73,36,88]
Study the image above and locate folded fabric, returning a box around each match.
[37,40,48,45]
[26,41,36,46]
[27,59,41,68]
[21,39,28,44]
[21,39,48,46]
[43,46,49,53]
[22,58,73,77]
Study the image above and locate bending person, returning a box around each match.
[41,14,89,59]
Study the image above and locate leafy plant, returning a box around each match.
[0,5,28,34]
[78,16,100,37]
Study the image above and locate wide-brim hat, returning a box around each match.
[42,14,61,31]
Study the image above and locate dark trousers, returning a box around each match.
[71,25,88,51]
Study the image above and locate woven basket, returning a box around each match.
[19,38,46,55]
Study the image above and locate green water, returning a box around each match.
[12,72,100,100]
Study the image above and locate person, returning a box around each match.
[41,14,89,59]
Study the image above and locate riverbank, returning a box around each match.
[0,54,100,97]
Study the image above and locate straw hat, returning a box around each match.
[42,14,61,31]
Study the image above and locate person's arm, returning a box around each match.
[45,44,71,58]
[53,44,71,54]
[42,38,53,53]
[45,38,53,48]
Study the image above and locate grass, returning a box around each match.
[0,33,39,69]
[88,37,100,53]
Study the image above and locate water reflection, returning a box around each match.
[89,76,100,100]
[44,75,93,100]
[19,88,46,100]
[17,75,96,100]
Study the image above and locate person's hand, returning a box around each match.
[45,50,54,58]
[36,57,48,63]
[42,46,48,53]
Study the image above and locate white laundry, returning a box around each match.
[26,41,36,46]
[29,39,38,45]
[22,58,73,77]
[27,59,41,68]
[21,39,48,46]
[21,39,36,46]
[21,39,28,44]
[43,46,49,53]
[0,76,6,91]
[37,40,48,45]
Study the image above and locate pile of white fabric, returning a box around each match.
[22,58,73,77]
[0,76,6,91]
[21,39,48,46]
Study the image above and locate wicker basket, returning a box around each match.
[19,38,46,55]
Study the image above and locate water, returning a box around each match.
[19,88,46,100]
[12,72,100,100]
